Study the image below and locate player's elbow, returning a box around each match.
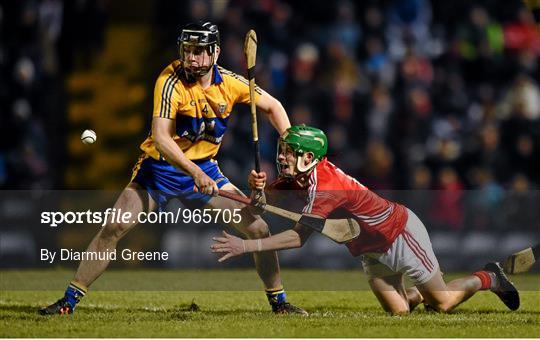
[265,97,285,118]
[151,120,174,150]
[152,134,170,154]
[153,141,166,156]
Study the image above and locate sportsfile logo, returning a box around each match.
[40,208,242,227]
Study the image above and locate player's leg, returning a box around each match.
[205,182,307,315]
[363,256,422,314]
[39,182,156,315]
[405,286,424,311]
[418,263,519,312]
[73,182,156,286]
[177,160,305,314]
[415,270,481,312]
[368,274,410,315]
[401,209,519,312]
[206,183,280,288]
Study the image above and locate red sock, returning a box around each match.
[472,271,492,290]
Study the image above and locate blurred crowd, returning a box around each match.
[0,0,107,189]
[156,0,540,232]
[2,0,540,233]
[169,0,540,191]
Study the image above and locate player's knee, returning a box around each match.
[389,308,410,316]
[101,221,131,241]
[385,305,410,316]
[429,302,453,313]
[243,218,270,239]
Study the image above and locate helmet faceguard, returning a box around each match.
[177,22,220,79]
[276,125,328,178]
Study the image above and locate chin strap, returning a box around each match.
[277,153,317,184]
[293,155,317,188]
[296,155,318,173]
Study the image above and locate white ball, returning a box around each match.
[81,129,97,145]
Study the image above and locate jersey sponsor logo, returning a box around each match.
[190,98,208,106]
[177,115,228,145]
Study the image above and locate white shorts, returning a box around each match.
[361,209,439,285]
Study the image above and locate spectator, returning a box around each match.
[501,174,539,232]
[466,167,505,230]
[430,167,464,230]
[497,74,540,121]
[386,0,433,59]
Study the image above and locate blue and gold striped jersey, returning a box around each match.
[140,60,261,161]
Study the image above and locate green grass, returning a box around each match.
[1,270,539,338]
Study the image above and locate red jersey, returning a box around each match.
[271,158,408,256]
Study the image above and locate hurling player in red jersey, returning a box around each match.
[212,125,520,315]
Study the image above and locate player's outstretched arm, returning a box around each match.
[211,223,313,262]
[256,90,290,135]
[152,117,218,195]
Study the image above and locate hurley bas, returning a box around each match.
[40,248,169,263]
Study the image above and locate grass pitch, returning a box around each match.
[1,269,539,338]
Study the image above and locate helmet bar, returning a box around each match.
[180,30,218,45]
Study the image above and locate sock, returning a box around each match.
[64,281,88,308]
[472,271,498,290]
[265,286,286,306]
[487,271,498,290]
